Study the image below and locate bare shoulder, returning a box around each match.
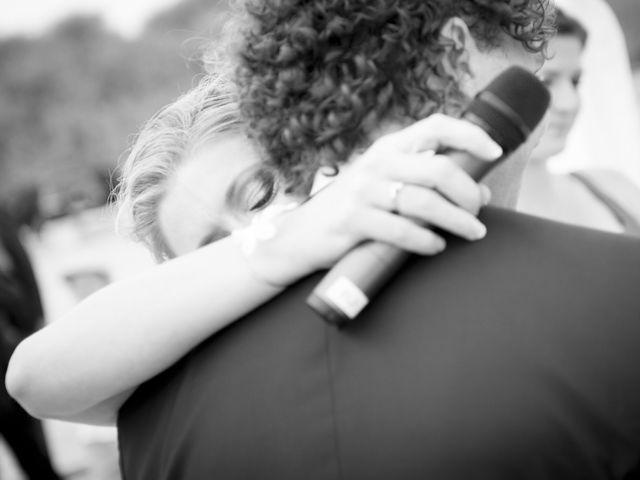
[573,168,640,212]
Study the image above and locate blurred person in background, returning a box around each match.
[518,9,640,234]
[550,0,640,185]
[0,207,62,480]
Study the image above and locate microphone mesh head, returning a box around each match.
[465,66,550,153]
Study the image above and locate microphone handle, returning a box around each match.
[306,241,410,325]
[306,147,508,325]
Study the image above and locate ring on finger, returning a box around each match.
[389,181,407,215]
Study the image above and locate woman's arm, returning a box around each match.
[56,390,134,426]
[6,237,285,424]
[6,114,500,425]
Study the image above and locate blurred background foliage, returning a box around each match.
[0,0,638,225]
[0,0,231,224]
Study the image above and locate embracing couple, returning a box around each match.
[8,1,640,478]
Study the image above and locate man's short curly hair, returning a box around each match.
[236,0,555,195]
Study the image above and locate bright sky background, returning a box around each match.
[0,0,183,38]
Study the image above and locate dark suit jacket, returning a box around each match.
[0,209,44,335]
[0,209,44,418]
[118,207,640,480]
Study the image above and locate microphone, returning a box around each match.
[306,66,551,325]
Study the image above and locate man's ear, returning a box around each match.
[438,17,476,81]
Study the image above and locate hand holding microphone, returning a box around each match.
[306,66,551,325]
[242,114,506,286]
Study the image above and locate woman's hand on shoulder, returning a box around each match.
[243,114,502,285]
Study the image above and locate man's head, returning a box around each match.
[237,0,555,197]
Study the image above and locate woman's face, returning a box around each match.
[530,34,584,163]
[158,133,259,256]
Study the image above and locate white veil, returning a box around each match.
[550,0,640,186]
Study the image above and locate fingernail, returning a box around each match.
[469,223,487,241]
[481,185,492,206]
[488,143,503,159]
[434,238,447,252]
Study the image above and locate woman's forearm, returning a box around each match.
[6,236,283,422]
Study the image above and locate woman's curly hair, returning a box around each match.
[236,0,555,195]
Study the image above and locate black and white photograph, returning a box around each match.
[2,1,640,479]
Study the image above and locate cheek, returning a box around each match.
[550,84,581,115]
[461,57,505,97]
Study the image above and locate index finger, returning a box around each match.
[374,113,503,161]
